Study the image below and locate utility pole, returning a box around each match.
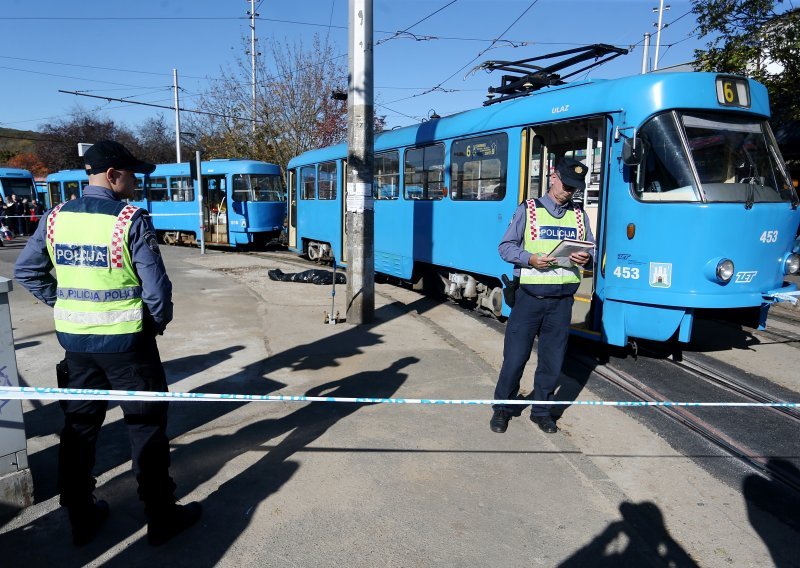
[173,68,181,163]
[652,0,670,71]
[248,0,258,135]
[345,0,375,325]
[641,33,651,74]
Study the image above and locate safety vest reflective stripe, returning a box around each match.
[53,307,143,324]
[110,205,139,268]
[46,202,67,249]
[56,286,143,302]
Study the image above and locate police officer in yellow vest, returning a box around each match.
[14,140,201,546]
[490,157,594,435]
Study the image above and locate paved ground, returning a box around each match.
[0,242,797,567]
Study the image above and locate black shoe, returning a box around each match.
[148,502,202,546]
[69,499,110,546]
[531,415,558,434]
[490,408,512,433]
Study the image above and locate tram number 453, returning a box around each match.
[613,266,640,279]
[759,230,779,243]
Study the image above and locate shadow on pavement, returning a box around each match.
[743,458,800,567]
[1,295,431,563]
[559,501,698,567]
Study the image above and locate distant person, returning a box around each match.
[490,157,594,435]
[10,193,24,236]
[14,140,201,546]
[69,193,78,200]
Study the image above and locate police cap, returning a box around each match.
[556,157,588,191]
[84,140,156,175]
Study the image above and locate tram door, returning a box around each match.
[523,118,606,332]
[287,169,297,248]
[340,160,349,263]
[203,175,229,245]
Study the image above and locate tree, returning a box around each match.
[188,34,385,172]
[692,1,800,127]
[35,107,138,172]
[6,152,48,177]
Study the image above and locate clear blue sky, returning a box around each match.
[0,0,703,134]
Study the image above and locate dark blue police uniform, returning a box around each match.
[491,164,595,433]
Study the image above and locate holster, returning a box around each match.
[501,274,519,308]
[56,359,70,388]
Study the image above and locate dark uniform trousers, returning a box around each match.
[493,289,573,417]
[58,332,176,513]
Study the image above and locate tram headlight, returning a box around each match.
[784,253,800,275]
[716,259,734,283]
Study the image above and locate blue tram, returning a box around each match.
[46,159,285,248]
[287,70,800,347]
[0,168,37,203]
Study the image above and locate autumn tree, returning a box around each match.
[6,152,48,177]
[692,1,800,127]
[188,34,384,172]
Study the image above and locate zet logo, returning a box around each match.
[649,262,672,288]
[734,271,757,284]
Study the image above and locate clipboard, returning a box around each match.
[548,238,594,259]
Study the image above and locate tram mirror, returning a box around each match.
[622,137,643,166]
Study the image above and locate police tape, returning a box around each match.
[1,386,799,407]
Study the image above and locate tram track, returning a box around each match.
[572,354,800,494]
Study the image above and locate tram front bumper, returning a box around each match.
[762,282,799,305]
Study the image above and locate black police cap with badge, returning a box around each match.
[556,157,588,191]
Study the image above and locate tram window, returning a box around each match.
[132,176,145,201]
[48,182,62,206]
[527,119,604,206]
[451,133,507,201]
[301,166,316,200]
[170,176,194,201]
[318,162,337,200]
[681,113,793,203]
[65,181,80,200]
[404,144,445,200]
[232,174,250,202]
[374,151,399,200]
[635,113,700,202]
[148,177,168,201]
[248,174,284,201]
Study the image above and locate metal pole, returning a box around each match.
[196,151,205,255]
[250,0,257,136]
[345,0,374,325]
[653,0,668,71]
[641,33,651,74]
[173,68,181,163]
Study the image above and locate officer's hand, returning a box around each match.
[570,251,590,265]
[529,254,557,270]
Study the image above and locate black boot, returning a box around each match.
[147,502,203,546]
[68,498,110,546]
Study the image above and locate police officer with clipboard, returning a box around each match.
[490,157,595,434]
[14,141,201,546]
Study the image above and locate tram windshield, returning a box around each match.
[232,174,284,202]
[1,177,36,201]
[635,111,796,204]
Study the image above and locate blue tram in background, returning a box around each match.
[287,69,800,347]
[46,159,285,248]
[0,168,37,203]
